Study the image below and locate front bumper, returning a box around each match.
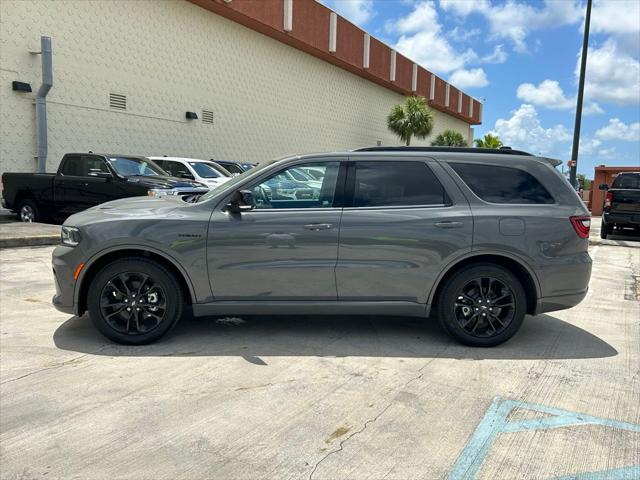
[603,211,640,227]
[52,244,83,316]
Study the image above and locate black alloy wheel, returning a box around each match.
[87,258,183,344]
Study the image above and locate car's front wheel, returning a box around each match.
[87,258,183,344]
[436,264,527,347]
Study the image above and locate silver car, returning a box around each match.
[52,147,592,347]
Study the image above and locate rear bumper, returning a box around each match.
[535,288,588,315]
[603,211,640,227]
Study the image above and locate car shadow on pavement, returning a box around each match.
[53,312,617,361]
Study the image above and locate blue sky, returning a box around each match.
[321,0,640,177]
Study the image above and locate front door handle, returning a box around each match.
[435,221,463,229]
[303,223,332,231]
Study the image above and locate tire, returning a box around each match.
[87,258,184,345]
[600,219,611,239]
[17,199,41,223]
[436,264,527,347]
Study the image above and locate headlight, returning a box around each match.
[61,226,81,247]
[147,188,175,197]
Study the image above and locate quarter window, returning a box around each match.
[451,163,554,204]
[250,162,340,209]
[352,161,449,207]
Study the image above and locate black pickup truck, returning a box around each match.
[2,153,208,222]
[599,172,640,239]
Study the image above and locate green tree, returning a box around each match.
[431,129,468,147]
[577,173,592,190]
[387,96,434,146]
[474,133,503,148]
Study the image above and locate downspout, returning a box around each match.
[35,36,53,173]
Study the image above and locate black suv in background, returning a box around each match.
[2,153,208,222]
[599,172,640,238]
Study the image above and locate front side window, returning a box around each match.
[451,163,555,204]
[352,161,449,207]
[250,162,340,209]
[109,157,166,177]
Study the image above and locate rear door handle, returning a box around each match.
[303,223,332,231]
[435,221,463,229]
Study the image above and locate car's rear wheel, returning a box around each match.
[17,199,41,223]
[87,258,183,344]
[436,264,527,347]
[600,219,611,239]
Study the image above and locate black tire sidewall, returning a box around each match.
[87,258,183,345]
[437,264,527,347]
[600,219,610,239]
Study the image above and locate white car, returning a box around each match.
[149,157,232,189]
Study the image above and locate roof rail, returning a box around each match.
[353,146,534,156]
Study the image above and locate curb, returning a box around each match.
[0,235,60,249]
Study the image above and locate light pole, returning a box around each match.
[569,0,592,189]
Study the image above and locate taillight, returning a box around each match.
[570,215,591,239]
[604,192,613,210]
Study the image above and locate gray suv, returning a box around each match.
[52,147,592,347]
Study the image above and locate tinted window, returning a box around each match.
[155,160,193,179]
[189,162,223,179]
[451,163,554,204]
[612,174,640,189]
[251,162,340,209]
[352,161,448,207]
[221,163,243,175]
[60,156,84,176]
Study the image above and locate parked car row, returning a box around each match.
[1,153,259,222]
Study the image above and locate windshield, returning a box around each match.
[197,160,274,203]
[109,157,166,177]
[189,162,226,179]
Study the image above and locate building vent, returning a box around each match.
[109,93,127,110]
[202,110,214,124]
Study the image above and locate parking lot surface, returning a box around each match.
[1,244,639,480]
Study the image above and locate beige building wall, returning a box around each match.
[0,0,473,174]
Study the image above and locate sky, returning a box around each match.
[320,0,640,177]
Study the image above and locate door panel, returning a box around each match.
[207,209,342,300]
[336,158,472,303]
[206,159,346,301]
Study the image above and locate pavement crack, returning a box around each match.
[0,345,113,385]
[308,345,450,480]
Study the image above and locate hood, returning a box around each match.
[65,196,185,226]
[125,175,206,189]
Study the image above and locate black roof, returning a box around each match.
[353,146,534,156]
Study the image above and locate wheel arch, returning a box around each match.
[75,247,196,316]
[428,252,541,315]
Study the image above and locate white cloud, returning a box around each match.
[491,104,571,155]
[449,68,489,88]
[391,1,476,73]
[324,0,375,26]
[447,26,481,43]
[581,39,640,105]
[578,138,602,155]
[591,0,640,37]
[480,44,508,64]
[517,80,574,109]
[595,118,640,141]
[440,0,583,52]
[516,79,603,114]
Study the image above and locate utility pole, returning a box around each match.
[570,0,592,189]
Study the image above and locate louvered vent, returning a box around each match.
[109,93,127,110]
[202,110,214,124]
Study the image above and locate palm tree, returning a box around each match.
[431,129,468,147]
[387,96,434,146]
[474,133,503,148]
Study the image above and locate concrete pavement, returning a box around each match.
[0,245,639,480]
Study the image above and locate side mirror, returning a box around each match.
[598,183,609,191]
[88,170,112,180]
[226,189,254,214]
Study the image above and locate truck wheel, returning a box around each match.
[17,199,40,223]
[87,258,184,345]
[600,219,611,239]
[436,264,527,347]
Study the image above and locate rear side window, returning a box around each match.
[352,161,449,207]
[60,156,84,176]
[451,163,555,204]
